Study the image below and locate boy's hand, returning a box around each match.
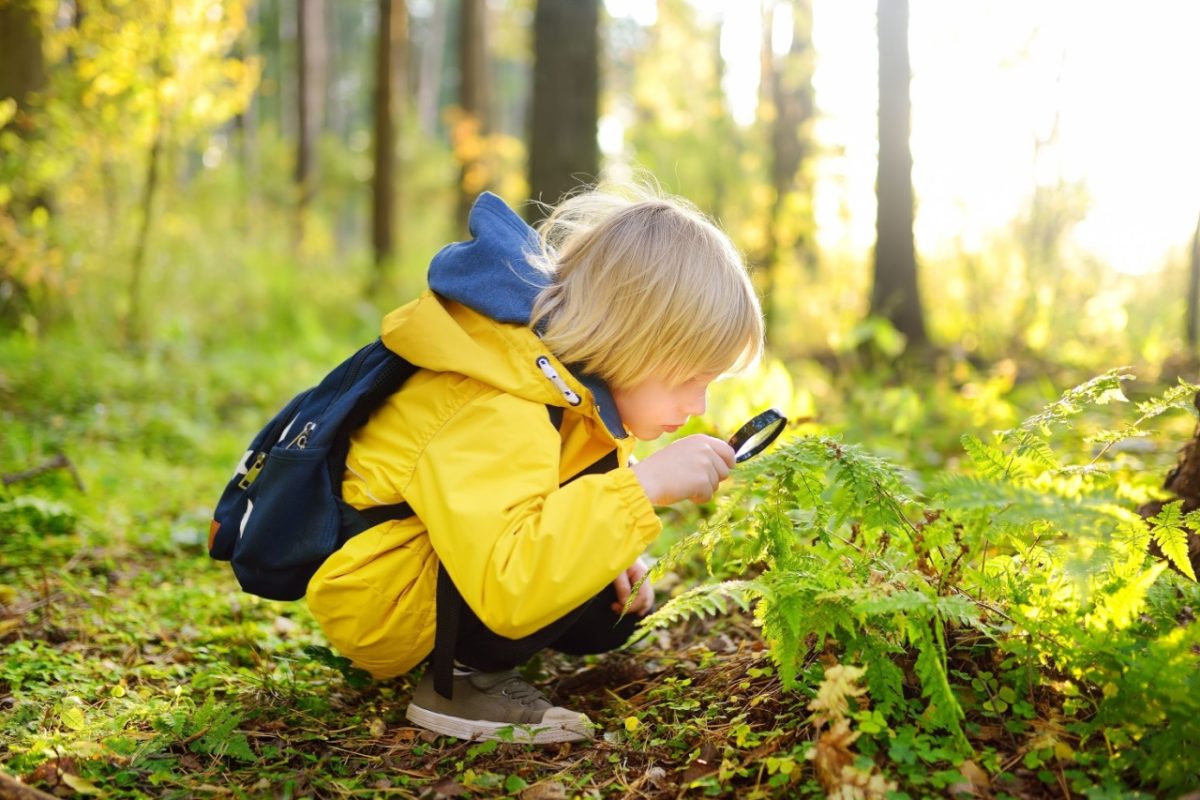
[630,434,735,505]
[612,557,654,616]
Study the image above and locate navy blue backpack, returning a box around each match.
[208,339,418,601]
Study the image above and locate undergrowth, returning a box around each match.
[4,326,1200,797]
[639,368,1200,795]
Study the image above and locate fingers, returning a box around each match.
[707,436,737,470]
[611,570,632,613]
[614,561,654,615]
[633,435,738,506]
[635,574,655,615]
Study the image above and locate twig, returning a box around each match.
[1,453,86,492]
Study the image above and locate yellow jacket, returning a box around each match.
[306,194,662,678]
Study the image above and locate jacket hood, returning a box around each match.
[381,192,626,438]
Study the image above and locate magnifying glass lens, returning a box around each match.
[728,409,788,463]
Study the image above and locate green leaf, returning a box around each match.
[961,433,1017,479]
[1150,501,1197,581]
[61,706,87,731]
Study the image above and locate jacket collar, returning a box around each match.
[421,192,627,440]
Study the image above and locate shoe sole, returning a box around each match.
[405,703,591,744]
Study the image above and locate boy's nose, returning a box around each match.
[683,390,707,418]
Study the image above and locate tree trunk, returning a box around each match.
[871,0,927,349]
[234,0,259,235]
[527,0,600,221]
[415,0,447,136]
[0,0,46,138]
[126,13,170,350]
[455,0,489,232]
[1187,211,1200,354]
[295,0,326,250]
[370,0,407,293]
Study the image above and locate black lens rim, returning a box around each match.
[727,408,788,463]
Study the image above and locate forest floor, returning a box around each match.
[4,336,1200,798]
[1,511,1085,799]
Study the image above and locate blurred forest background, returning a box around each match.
[3,0,1198,371]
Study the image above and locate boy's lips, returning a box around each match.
[662,424,681,433]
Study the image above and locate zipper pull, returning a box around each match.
[238,452,267,490]
[288,421,317,449]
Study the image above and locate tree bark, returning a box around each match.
[0,0,46,138]
[455,0,490,232]
[415,0,447,136]
[527,0,600,221]
[295,0,326,249]
[871,0,928,349]
[370,0,407,292]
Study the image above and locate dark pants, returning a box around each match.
[453,583,643,672]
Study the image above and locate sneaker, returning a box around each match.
[405,668,593,744]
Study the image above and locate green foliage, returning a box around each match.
[648,370,1200,793]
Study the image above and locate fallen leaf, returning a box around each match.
[432,778,468,798]
[60,773,102,795]
[520,781,567,800]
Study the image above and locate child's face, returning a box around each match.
[612,373,716,441]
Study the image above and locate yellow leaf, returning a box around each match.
[61,773,102,795]
[624,716,641,733]
[61,707,86,731]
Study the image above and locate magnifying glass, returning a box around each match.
[727,408,788,463]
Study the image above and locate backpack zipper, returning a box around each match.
[239,420,316,492]
[238,452,267,490]
[288,421,317,449]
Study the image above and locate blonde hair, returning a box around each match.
[529,183,764,390]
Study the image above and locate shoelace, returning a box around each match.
[489,673,548,706]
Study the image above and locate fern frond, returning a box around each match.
[848,633,906,716]
[1085,427,1149,448]
[905,618,967,745]
[650,521,729,581]
[1014,434,1058,471]
[962,433,1020,479]
[849,587,933,617]
[630,579,766,643]
[1002,368,1133,440]
[1149,501,1198,581]
[1134,380,1200,421]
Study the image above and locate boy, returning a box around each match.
[307,184,764,743]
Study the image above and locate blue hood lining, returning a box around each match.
[427,192,627,440]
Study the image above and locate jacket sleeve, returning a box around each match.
[402,388,662,639]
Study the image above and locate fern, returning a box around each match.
[906,617,967,746]
[634,374,1199,778]
[1002,368,1133,441]
[1134,380,1200,420]
[962,433,1022,480]
[631,579,765,643]
[1149,502,1198,581]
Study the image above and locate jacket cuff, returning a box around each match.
[612,466,662,545]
